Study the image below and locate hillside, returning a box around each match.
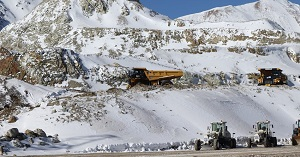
[178,0,300,32]
[0,0,299,156]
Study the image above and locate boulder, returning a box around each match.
[5,128,19,138]
[25,129,36,138]
[51,134,60,143]
[34,129,46,137]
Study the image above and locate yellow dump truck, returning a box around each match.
[127,67,183,88]
[292,119,300,145]
[258,68,287,86]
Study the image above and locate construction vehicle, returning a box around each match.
[246,120,277,148]
[258,68,287,86]
[292,119,300,145]
[204,121,236,150]
[127,67,183,88]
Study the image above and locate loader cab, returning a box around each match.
[257,122,268,131]
[211,121,228,135]
[255,120,273,135]
[296,120,300,128]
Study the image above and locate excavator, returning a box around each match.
[292,119,300,145]
[127,67,183,88]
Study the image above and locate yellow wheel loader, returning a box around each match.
[292,119,300,145]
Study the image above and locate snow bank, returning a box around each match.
[82,140,194,153]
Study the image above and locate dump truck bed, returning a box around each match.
[145,70,183,81]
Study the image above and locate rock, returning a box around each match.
[0,145,3,155]
[7,116,18,123]
[34,128,46,137]
[28,137,34,144]
[25,129,36,138]
[51,134,60,143]
[38,141,49,146]
[0,136,11,141]
[16,133,27,141]
[11,139,24,148]
[6,128,19,138]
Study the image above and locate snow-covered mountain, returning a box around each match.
[178,0,300,32]
[0,0,299,156]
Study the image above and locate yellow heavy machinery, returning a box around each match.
[258,68,287,86]
[292,119,300,145]
[127,67,183,88]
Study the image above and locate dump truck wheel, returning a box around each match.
[161,80,173,86]
[194,139,201,151]
[213,139,220,150]
[246,138,251,148]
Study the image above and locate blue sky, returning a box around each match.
[140,0,299,19]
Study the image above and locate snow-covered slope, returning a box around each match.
[0,0,43,29]
[179,0,300,32]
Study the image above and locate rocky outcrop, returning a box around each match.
[0,47,84,86]
[0,128,60,153]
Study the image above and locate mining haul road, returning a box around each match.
[32,145,300,157]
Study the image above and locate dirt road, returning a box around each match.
[34,145,300,157]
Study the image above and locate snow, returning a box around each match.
[0,0,299,156]
[178,0,300,32]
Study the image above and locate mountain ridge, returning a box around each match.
[178,0,300,32]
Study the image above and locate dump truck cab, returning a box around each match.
[127,67,183,88]
[258,68,287,86]
[292,119,300,145]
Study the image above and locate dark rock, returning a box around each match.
[5,128,20,138]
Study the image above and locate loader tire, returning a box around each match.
[161,80,173,86]
[213,139,220,150]
[228,139,233,149]
[232,138,236,148]
[272,137,277,147]
[292,137,298,146]
[264,137,270,147]
[246,138,252,148]
[194,139,201,151]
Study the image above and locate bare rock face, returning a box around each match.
[5,128,20,138]
[0,47,84,86]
